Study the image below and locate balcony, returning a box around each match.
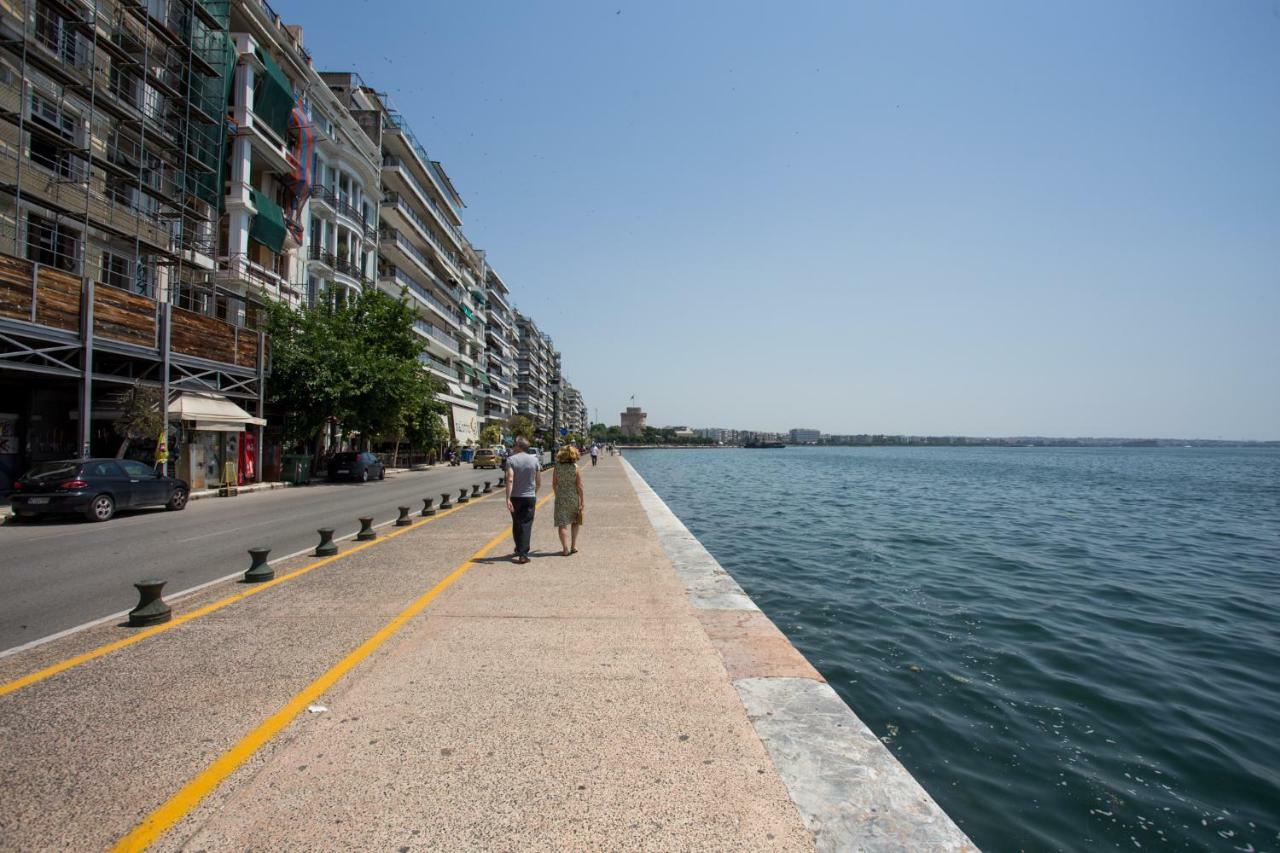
[311,185,377,240]
[382,266,462,329]
[381,155,465,250]
[413,319,459,355]
[380,192,462,278]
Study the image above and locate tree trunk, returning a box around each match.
[391,438,401,468]
[116,438,130,459]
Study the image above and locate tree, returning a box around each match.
[479,424,502,447]
[589,422,607,439]
[506,414,534,441]
[112,381,164,458]
[266,285,429,449]
[403,391,448,458]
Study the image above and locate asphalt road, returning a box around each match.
[0,463,522,652]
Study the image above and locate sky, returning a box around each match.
[277,0,1280,440]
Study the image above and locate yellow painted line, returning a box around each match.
[113,491,552,852]
[0,489,499,699]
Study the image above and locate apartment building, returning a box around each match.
[481,265,515,426]
[0,0,276,490]
[560,381,586,436]
[514,310,552,430]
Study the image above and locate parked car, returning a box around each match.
[10,458,189,522]
[327,451,385,482]
[472,448,500,469]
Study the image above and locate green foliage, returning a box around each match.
[479,424,503,447]
[589,422,608,439]
[506,414,535,441]
[266,286,436,447]
[112,381,164,452]
[404,392,448,451]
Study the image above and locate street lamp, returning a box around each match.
[550,373,561,457]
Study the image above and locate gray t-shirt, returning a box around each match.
[506,451,539,498]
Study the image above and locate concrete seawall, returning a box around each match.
[622,457,976,852]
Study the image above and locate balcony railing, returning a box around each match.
[413,319,459,352]
[382,192,462,274]
[383,266,462,327]
[311,185,377,239]
[381,155,466,249]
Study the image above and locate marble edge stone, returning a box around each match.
[620,458,758,611]
[621,457,978,853]
[735,677,978,853]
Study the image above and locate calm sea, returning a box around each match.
[627,446,1279,852]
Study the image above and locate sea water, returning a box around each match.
[628,446,1279,852]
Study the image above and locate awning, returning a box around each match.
[461,305,474,321]
[249,188,287,254]
[253,47,295,140]
[446,381,466,398]
[169,392,266,427]
[451,404,479,445]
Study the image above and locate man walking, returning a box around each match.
[589,443,599,466]
[505,437,541,564]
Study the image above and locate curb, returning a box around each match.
[621,457,977,852]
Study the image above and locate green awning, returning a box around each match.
[461,305,475,321]
[249,189,287,253]
[253,47,294,141]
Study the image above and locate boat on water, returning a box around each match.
[744,441,785,449]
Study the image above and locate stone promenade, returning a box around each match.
[0,455,972,852]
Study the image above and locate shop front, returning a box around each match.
[169,393,265,490]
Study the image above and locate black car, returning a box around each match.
[10,458,190,522]
[327,451,385,482]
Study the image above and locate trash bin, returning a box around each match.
[281,454,312,485]
[460,447,475,463]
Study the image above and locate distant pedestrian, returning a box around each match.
[589,443,599,466]
[505,437,541,564]
[553,445,584,556]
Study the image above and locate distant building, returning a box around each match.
[620,405,647,437]
[668,426,695,439]
[789,428,821,444]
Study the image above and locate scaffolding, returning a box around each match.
[0,0,233,303]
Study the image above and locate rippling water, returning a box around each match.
[627,447,1280,852]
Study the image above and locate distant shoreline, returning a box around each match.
[620,440,1279,450]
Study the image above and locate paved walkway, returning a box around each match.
[0,455,972,851]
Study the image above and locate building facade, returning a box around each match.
[789,428,821,443]
[514,310,551,430]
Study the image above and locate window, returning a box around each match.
[101,251,132,290]
[28,93,82,181]
[26,213,79,272]
[119,460,155,478]
[85,461,123,477]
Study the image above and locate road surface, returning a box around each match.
[0,463,520,652]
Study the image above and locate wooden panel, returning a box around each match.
[35,267,82,332]
[235,329,258,369]
[93,284,156,347]
[171,306,236,364]
[0,254,35,322]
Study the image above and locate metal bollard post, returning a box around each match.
[483,481,492,493]
[457,487,469,504]
[315,527,338,557]
[439,491,453,509]
[421,497,436,517]
[396,506,412,526]
[471,484,481,498]
[128,578,172,627]
[244,547,274,583]
[356,517,376,541]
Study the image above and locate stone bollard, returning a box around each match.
[457,487,469,504]
[356,517,376,541]
[483,481,492,493]
[421,497,436,517]
[471,484,481,498]
[244,547,274,583]
[128,578,172,627]
[396,506,412,526]
[315,527,338,557]
[439,491,453,509]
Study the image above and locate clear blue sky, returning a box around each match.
[279,0,1279,440]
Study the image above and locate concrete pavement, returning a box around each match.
[0,454,971,851]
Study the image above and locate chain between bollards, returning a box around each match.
[244,547,274,583]
[128,578,171,627]
[356,516,376,541]
[315,527,338,557]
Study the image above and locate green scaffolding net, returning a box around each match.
[253,48,295,142]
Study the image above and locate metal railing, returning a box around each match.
[381,155,465,248]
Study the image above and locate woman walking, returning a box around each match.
[552,445,584,556]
